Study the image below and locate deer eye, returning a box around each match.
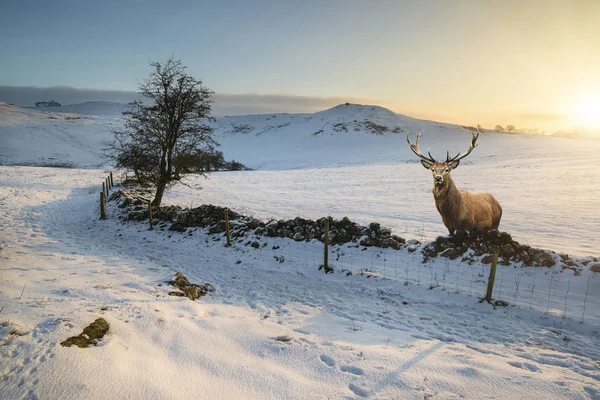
[444,168,450,173]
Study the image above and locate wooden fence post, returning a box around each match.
[102,181,106,198]
[484,247,500,302]
[110,172,114,188]
[148,200,153,230]
[323,217,330,271]
[225,208,231,247]
[100,192,106,220]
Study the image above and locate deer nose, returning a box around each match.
[434,175,443,183]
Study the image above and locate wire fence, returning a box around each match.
[238,235,600,326]
[101,181,600,327]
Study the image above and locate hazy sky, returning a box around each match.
[1,0,599,132]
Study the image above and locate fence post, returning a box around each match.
[110,172,114,188]
[100,191,106,220]
[102,181,106,198]
[484,246,500,302]
[323,217,329,271]
[148,200,153,230]
[225,208,231,247]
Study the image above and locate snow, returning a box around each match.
[0,102,121,168]
[1,166,600,399]
[1,102,600,399]
[2,101,599,256]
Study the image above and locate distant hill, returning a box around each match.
[0,101,570,170]
[26,101,129,117]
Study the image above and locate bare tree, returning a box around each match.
[107,57,217,206]
[494,125,504,133]
[506,124,515,133]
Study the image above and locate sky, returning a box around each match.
[1,0,599,133]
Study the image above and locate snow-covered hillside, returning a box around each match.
[210,103,470,170]
[0,102,122,168]
[2,101,600,256]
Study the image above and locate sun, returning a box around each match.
[572,94,600,129]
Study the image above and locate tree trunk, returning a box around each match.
[152,179,167,207]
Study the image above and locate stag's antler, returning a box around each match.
[406,131,437,164]
[446,129,480,163]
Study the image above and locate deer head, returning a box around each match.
[406,130,479,186]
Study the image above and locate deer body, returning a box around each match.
[407,131,502,234]
[432,173,502,234]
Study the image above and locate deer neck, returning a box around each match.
[433,175,460,204]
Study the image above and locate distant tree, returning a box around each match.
[225,160,246,171]
[476,124,482,131]
[203,149,225,171]
[494,125,504,132]
[506,125,515,133]
[35,100,61,107]
[106,57,216,206]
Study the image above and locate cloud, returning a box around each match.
[0,85,377,116]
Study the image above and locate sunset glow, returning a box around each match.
[572,94,600,129]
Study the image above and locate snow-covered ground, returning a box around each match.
[1,166,600,399]
[1,102,600,399]
[2,101,600,256]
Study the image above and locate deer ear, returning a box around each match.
[420,159,433,169]
[448,160,460,169]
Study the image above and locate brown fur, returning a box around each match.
[432,174,502,234]
[407,130,501,234]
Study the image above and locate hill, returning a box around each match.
[0,101,589,170]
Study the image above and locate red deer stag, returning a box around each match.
[406,130,502,234]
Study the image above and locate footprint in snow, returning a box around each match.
[348,383,369,398]
[319,354,336,367]
[340,365,364,376]
[507,361,540,372]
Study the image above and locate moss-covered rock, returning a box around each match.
[61,318,109,348]
[168,272,214,301]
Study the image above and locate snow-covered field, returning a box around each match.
[1,102,600,399]
[1,166,600,399]
[2,101,600,256]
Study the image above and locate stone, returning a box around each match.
[360,237,377,247]
[168,272,214,301]
[61,318,109,348]
[533,251,555,267]
[169,223,186,232]
[441,248,462,260]
[481,255,493,264]
[501,244,516,258]
[588,262,600,273]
